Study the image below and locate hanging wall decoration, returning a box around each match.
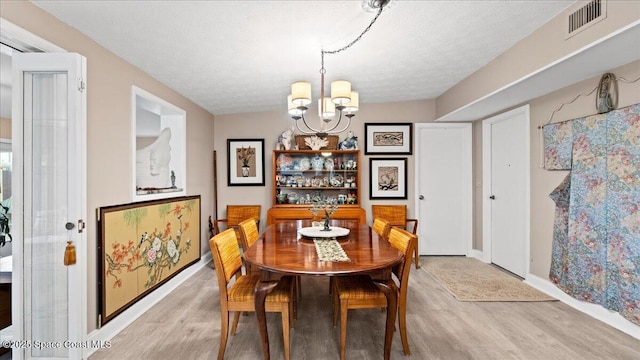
[97,195,201,325]
[546,103,639,326]
[227,139,265,186]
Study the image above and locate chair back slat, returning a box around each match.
[372,218,391,241]
[210,228,243,283]
[371,205,407,227]
[238,218,260,251]
[226,205,261,227]
[388,227,417,281]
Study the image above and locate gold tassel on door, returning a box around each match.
[64,241,76,266]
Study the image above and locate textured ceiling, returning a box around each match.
[30,0,574,116]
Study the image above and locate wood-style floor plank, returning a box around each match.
[90,258,640,360]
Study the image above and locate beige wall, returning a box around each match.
[437,1,640,118]
[214,99,436,227]
[0,117,10,139]
[0,1,216,333]
[526,59,640,277]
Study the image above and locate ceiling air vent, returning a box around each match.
[565,0,607,39]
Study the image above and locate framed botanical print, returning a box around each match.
[227,138,265,186]
[369,158,407,199]
[364,123,413,155]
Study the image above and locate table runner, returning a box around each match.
[313,239,350,262]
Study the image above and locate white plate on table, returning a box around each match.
[298,226,350,238]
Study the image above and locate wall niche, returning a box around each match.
[131,86,186,202]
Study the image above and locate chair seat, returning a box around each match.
[335,275,386,301]
[228,275,293,303]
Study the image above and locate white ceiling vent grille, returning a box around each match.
[565,0,607,39]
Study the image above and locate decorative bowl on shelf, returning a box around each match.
[277,154,293,170]
[299,157,311,171]
[330,174,344,187]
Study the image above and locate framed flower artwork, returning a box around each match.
[227,138,265,186]
[369,158,408,199]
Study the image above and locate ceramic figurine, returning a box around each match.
[338,131,358,150]
[277,126,295,150]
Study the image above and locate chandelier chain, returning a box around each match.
[322,5,385,56]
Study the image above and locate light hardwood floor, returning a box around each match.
[89,258,639,360]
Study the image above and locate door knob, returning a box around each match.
[419,195,424,200]
[489,195,496,200]
[65,222,75,230]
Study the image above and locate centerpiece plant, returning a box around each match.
[310,196,338,231]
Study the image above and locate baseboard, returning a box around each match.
[468,249,485,261]
[525,274,640,340]
[85,253,212,357]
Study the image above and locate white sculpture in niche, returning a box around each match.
[136,127,172,189]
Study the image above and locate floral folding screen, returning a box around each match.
[98,196,201,325]
[545,103,639,325]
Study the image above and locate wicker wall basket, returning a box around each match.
[295,135,339,150]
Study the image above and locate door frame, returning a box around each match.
[481,104,530,276]
[415,123,473,256]
[3,18,88,359]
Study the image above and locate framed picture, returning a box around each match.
[98,195,201,325]
[369,158,408,199]
[227,138,265,186]
[364,123,413,155]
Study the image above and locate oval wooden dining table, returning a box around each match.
[243,219,403,360]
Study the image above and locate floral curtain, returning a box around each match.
[546,103,639,325]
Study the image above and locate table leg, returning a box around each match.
[254,279,278,360]
[373,279,398,360]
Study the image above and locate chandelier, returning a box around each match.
[287,0,390,137]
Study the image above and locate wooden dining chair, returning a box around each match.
[332,227,417,359]
[209,228,295,360]
[371,204,419,268]
[371,217,391,241]
[240,217,303,299]
[214,205,261,240]
[237,218,260,274]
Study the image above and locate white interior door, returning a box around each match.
[12,53,87,359]
[415,123,472,255]
[483,105,530,278]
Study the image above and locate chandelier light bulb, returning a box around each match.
[344,91,359,113]
[318,97,336,119]
[287,95,303,116]
[291,81,312,106]
[331,80,352,105]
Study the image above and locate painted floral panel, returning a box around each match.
[99,196,201,324]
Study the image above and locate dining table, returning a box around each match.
[243,219,404,360]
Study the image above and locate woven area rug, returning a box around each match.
[422,257,557,302]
